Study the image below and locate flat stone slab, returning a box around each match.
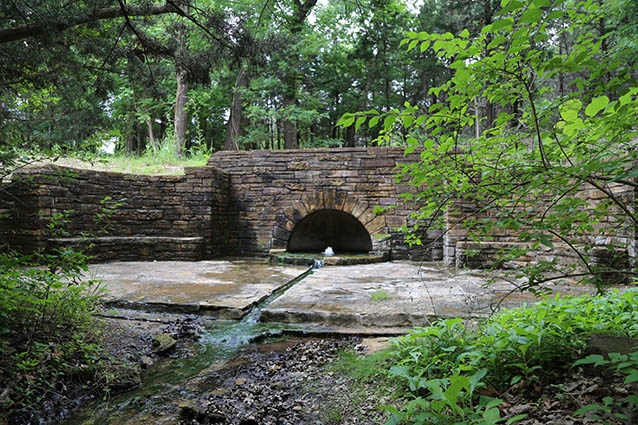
[260,262,596,327]
[89,260,307,319]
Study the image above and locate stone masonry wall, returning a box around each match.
[3,147,633,269]
[446,181,637,277]
[0,165,231,261]
[207,147,442,260]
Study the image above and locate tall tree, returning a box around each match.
[281,0,318,149]
[174,4,190,156]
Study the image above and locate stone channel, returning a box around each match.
[61,258,595,424]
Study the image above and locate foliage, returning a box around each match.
[573,351,638,422]
[0,247,106,419]
[339,0,638,291]
[0,149,118,421]
[1,0,507,154]
[382,290,638,424]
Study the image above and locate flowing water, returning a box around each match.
[62,261,323,425]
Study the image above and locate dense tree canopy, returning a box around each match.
[0,0,636,155]
[0,0,525,154]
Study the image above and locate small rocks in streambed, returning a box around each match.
[152,333,177,354]
[139,355,154,368]
[165,315,204,341]
[179,400,213,423]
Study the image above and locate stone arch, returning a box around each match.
[287,209,372,253]
[271,189,389,253]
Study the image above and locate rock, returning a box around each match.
[586,333,638,357]
[164,315,203,340]
[152,333,177,353]
[178,400,202,420]
[108,363,142,391]
[139,355,154,368]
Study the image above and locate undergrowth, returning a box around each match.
[14,137,210,176]
[1,151,124,423]
[341,291,638,425]
[0,247,110,423]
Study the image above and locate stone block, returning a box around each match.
[385,215,407,228]
[352,201,369,219]
[335,191,347,210]
[285,183,305,191]
[287,161,309,170]
[342,197,357,214]
[367,216,386,234]
[293,201,309,217]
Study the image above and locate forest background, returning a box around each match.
[3,0,634,159]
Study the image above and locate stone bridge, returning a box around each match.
[1,147,439,262]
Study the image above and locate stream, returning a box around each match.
[62,260,324,425]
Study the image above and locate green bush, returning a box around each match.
[0,148,113,421]
[383,290,638,424]
[0,245,106,419]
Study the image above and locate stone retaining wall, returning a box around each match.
[0,165,230,261]
[445,181,637,278]
[1,147,635,270]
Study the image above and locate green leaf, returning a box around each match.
[402,115,414,128]
[559,99,582,121]
[408,39,419,51]
[547,10,565,19]
[483,407,501,424]
[506,414,529,424]
[625,372,638,384]
[459,29,470,38]
[585,95,609,117]
[574,404,608,415]
[384,115,397,130]
[369,116,379,128]
[492,19,513,32]
[355,116,366,132]
[498,0,524,15]
[488,35,508,49]
[520,8,542,24]
[573,354,608,367]
[419,40,431,52]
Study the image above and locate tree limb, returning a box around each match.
[0,2,179,44]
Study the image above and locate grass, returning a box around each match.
[18,138,211,176]
[370,290,392,302]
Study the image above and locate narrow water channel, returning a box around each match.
[62,261,322,425]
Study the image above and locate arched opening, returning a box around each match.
[287,209,372,253]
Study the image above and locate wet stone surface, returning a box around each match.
[261,262,595,327]
[90,260,595,328]
[89,260,307,319]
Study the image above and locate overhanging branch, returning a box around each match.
[0,2,179,44]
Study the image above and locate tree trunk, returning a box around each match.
[174,6,189,157]
[280,0,318,150]
[174,68,188,156]
[282,88,298,149]
[224,66,250,150]
[141,88,157,153]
